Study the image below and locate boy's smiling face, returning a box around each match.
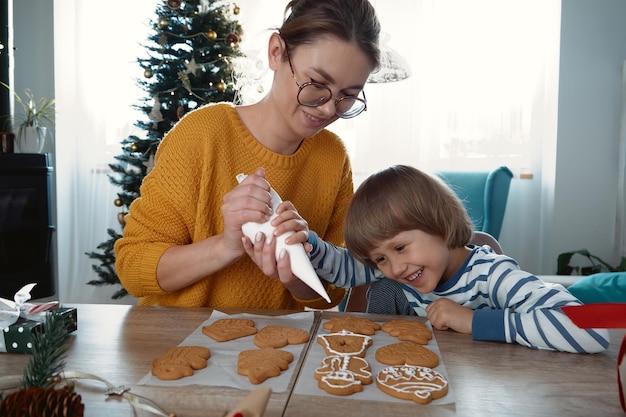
[367,229,455,292]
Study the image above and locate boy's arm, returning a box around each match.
[474,265,610,353]
[307,231,384,288]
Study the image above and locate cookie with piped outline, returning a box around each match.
[322,316,381,335]
[376,365,448,404]
[375,341,440,368]
[315,355,373,396]
[317,330,372,357]
[253,325,310,348]
[381,319,433,344]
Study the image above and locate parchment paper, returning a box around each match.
[137,310,315,393]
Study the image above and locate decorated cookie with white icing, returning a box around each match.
[376,365,448,404]
[317,330,372,357]
[314,355,373,395]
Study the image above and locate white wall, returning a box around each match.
[550,0,626,271]
[9,0,626,303]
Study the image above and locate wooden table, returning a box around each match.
[0,304,623,416]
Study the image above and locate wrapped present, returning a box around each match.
[562,303,626,413]
[0,283,77,353]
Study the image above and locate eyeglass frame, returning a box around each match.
[284,45,367,119]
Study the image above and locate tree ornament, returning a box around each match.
[117,212,127,227]
[143,153,156,174]
[184,57,202,75]
[130,143,138,152]
[216,82,226,92]
[166,0,181,10]
[176,105,186,120]
[225,33,239,46]
[149,98,164,123]
[144,68,153,78]
[207,30,217,41]
[114,198,123,207]
[197,0,210,15]
[234,5,240,15]
[158,16,169,29]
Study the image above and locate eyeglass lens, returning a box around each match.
[297,83,365,119]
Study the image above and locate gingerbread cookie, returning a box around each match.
[237,348,294,384]
[317,330,372,357]
[323,316,381,335]
[253,325,310,348]
[376,365,448,404]
[375,341,440,368]
[314,355,373,396]
[202,318,257,342]
[381,320,433,345]
[152,345,211,380]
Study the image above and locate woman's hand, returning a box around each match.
[425,298,474,334]
[221,167,272,259]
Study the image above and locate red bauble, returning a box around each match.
[167,0,181,10]
[225,33,239,46]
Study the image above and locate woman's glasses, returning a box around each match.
[285,46,367,119]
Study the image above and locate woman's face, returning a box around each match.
[270,35,374,139]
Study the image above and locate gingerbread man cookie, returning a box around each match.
[314,355,373,396]
[317,330,373,358]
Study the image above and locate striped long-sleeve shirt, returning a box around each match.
[307,231,610,353]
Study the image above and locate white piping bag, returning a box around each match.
[236,174,331,303]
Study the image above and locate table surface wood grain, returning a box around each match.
[0,304,623,417]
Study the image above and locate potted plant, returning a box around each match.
[1,81,55,153]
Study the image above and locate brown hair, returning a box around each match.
[279,0,381,69]
[344,165,474,267]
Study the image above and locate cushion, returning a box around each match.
[567,272,626,304]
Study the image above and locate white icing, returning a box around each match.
[317,330,372,356]
[377,365,448,401]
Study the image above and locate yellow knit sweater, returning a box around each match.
[114,103,350,309]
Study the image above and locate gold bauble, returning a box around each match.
[216,82,226,92]
[158,16,169,29]
[207,30,217,40]
[144,68,153,78]
[234,5,240,15]
[130,143,138,152]
[114,198,123,207]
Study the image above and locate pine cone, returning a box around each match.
[0,386,84,417]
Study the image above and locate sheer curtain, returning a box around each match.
[53,0,560,303]
[54,0,157,303]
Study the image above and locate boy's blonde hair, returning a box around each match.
[344,165,474,267]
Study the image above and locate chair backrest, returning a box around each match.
[435,166,513,240]
[342,231,504,312]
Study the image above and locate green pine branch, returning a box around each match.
[22,310,73,389]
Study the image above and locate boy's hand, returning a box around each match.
[425,298,474,334]
[272,201,312,249]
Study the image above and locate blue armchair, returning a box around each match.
[435,166,513,240]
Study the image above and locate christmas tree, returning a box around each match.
[85,0,244,298]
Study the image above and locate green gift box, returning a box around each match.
[1,307,77,353]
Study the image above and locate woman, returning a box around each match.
[114,0,381,309]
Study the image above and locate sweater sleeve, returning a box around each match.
[307,231,384,288]
[476,262,610,353]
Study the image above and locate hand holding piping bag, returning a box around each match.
[236,173,331,303]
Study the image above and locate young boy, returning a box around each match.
[299,165,609,353]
